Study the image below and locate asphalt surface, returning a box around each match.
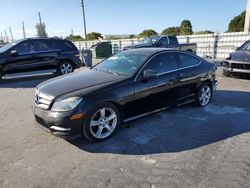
[0,68,250,188]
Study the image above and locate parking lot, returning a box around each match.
[0,67,250,187]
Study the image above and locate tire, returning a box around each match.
[0,70,3,82]
[195,83,213,107]
[57,61,74,75]
[82,102,121,142]
[223,69,231,77]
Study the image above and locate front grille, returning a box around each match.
[34,91,53,110]
[231,63,250,70]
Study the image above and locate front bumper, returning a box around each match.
[222,60,250,74]
[34,107,83,138]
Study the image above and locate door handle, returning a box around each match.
[176,73,184,79]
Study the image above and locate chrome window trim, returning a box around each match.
[134,51,201,82]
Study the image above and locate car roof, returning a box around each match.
[23,37,66,41]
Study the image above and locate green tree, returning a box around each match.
[35,23,48,38]
[87,32,102,40]
[227,11,245,32]
[139,29,158,37]
[180,20,193,35]
[129,34,135,39]
[65,34,83,41]
[162,27,180,36]
[195,30,214,34]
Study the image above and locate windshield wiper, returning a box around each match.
[99,69,118,76]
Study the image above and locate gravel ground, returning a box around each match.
[0,67,250,188]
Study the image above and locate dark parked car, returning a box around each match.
[123,35,197,54]
[0,38,81,80]
[34,48,217,142]
[222,40,250,76]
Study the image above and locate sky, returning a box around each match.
[0,0,247,40]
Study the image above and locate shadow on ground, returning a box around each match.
[0,74,55,88]
[69,90,250,155]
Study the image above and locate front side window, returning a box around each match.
[178,53,200,68]
[94,52,149,76]
[15,41,33,54]
[144,53,179,74]
[158,37,169,47]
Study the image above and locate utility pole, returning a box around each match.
[81,0,88,49]
[38,12,42,25]
[4,30,8,43]
[9,27,14,42]
[22,21,26,38]
[245,0,250,32]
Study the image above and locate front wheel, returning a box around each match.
[82,102,121,142]
[57,61,74,75]
[195,83,212,107]
[223,69,231,77]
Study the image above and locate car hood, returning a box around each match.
[124,43,153,49]
[37,69,126,98]
[230,50,250,63]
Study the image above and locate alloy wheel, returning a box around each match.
[61,63,73,74]
[199,86,212,106]
[90,108,117,139]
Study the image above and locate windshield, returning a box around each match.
[0,39,24,53]
[141,36,159,45]
[0,43,16,53]
[94,52,149,76]
[239,41,250,51]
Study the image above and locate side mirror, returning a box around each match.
[142,69,158,79]
[11,50,18,56]
[236,47,240,51]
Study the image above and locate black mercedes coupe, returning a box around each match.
[34,48,217,142]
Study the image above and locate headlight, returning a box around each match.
[51,97,82,112]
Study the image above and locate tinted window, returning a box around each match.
[240,41,250,51]
[145,53,179,74]
[158,37,169,47]
[178,53,200,68]
[168,36,179,47]
[56,40,77,51]
[35,40,54,52]
[15,41,33,54]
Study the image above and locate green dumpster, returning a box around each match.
[91,42,112,58]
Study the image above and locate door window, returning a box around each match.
[168,36,179,47]
[144,53,179,74]
[158,37,169,47]
[15,41,33,54]
[177,53,200,68]
[35,40,54,52]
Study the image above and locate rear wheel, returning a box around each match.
[82,102,121,142]
[57,61,74,75]
[195,83,212,107]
